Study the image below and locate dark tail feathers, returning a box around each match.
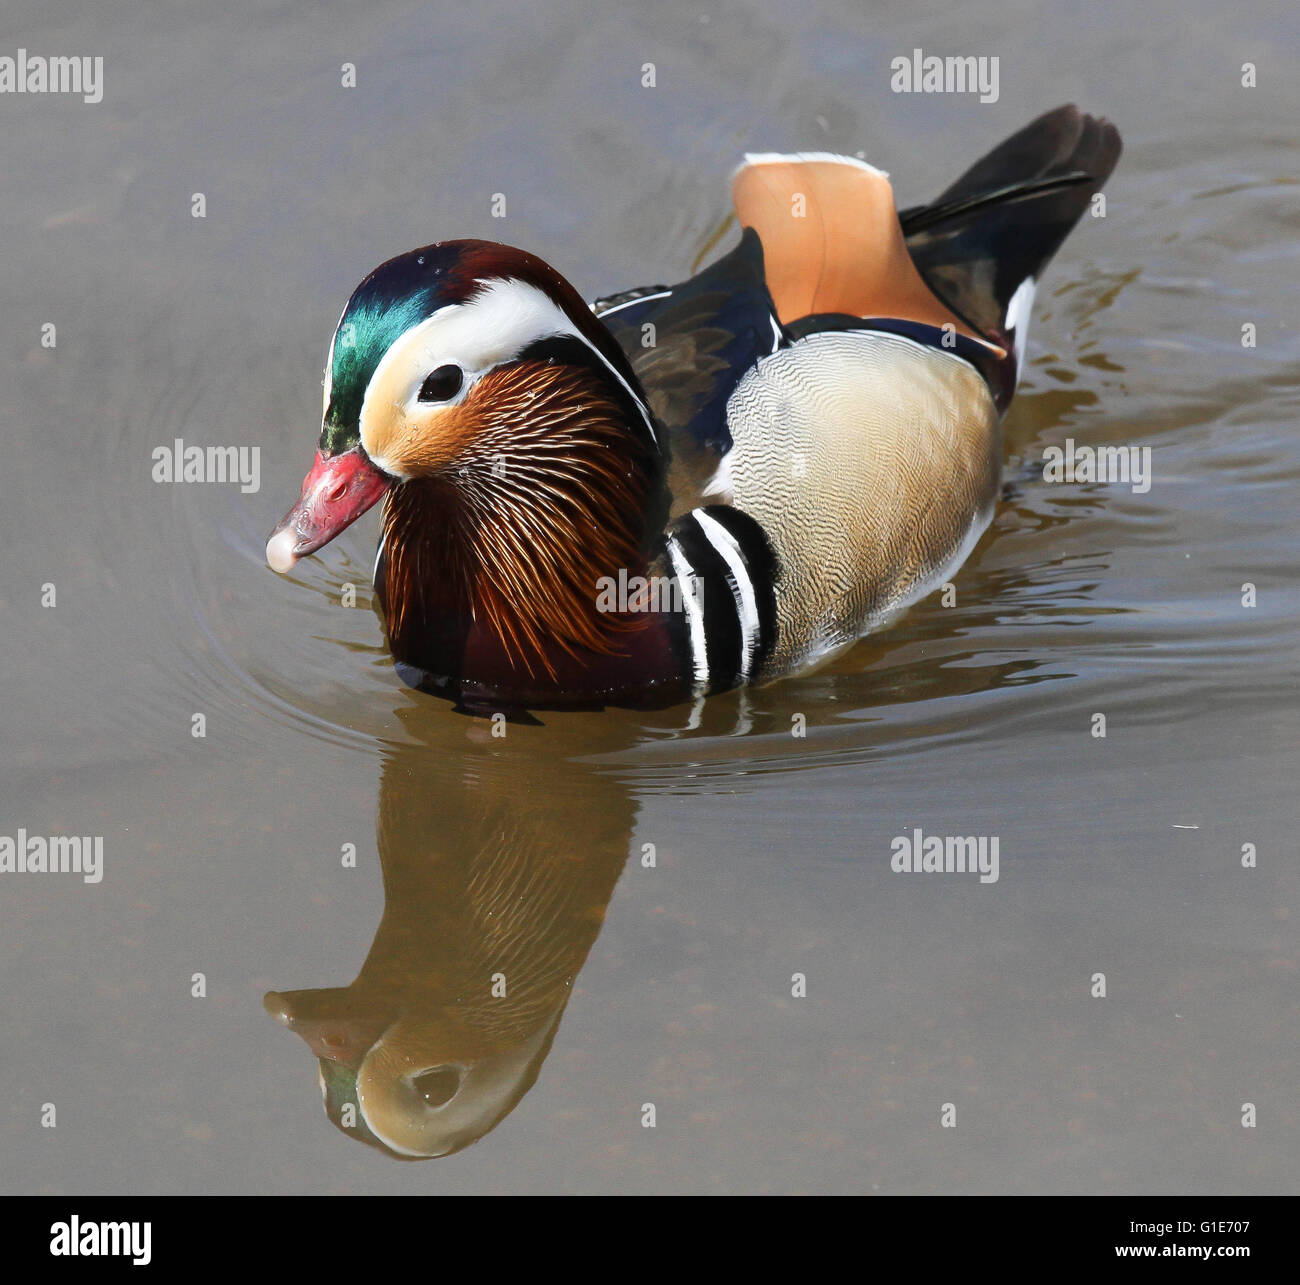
[901,105,1121,351]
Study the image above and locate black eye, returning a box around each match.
[412,1066,461,1108]
[418,364,463,402]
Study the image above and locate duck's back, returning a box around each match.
[596,107,1119,687]
[598,151,1007,681]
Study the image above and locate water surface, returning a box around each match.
[2,0,1296,1193]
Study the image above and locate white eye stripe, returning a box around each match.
[359,278,657,445]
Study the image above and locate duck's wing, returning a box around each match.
[725,112,1119,411]
[593,229,781,514]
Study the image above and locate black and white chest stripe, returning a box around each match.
[663,505,778,693]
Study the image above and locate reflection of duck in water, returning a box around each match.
[265,714,634,1158]
[267,107,1119,713]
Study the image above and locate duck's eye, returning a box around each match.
[418,364,464,403]
[412,1066,461,1108]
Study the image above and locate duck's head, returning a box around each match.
[265,990,563,1160]
[267,240,663,673]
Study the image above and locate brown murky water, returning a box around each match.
[2,0,1296,1192]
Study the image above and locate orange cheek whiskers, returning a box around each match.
[376,360,661,680]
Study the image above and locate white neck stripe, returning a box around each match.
[691,509,759,682]
[665,534,709,688]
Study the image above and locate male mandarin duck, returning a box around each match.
[267,105,1120,712]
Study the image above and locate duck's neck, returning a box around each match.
[373,393,690,709]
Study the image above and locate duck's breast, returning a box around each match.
[724,329,1001,677]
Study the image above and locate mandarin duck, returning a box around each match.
[267,105,1121,712]
[265,715,634,1157]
